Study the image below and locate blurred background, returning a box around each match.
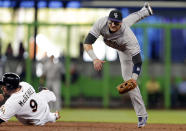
[0,0,186,110]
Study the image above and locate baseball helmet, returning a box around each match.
[0,72,20,90]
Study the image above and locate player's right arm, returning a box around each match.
[84,18,106,71]
[84,34,105,71]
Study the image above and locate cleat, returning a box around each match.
[55,111,61,120]
[138,116,147,128]
[144,2,153,15]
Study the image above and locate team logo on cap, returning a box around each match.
[114,13,118,18]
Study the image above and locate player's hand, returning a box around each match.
[93,59,105,71]
[0,94,4,102]
[1,87,7,95]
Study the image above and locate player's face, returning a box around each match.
[108,20,122,32]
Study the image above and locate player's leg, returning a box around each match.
[38,90,56,103]
[45,111,61,123]
[34,90,60,125]
[140,2,153,17]
[144,2,153,15]
[119,58,147,117]
[35,105,60,125]
[118,51,148,127]
[44,81,57,111]
[46,80,53,91]
[51,81,61,111]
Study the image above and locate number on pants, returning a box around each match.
[30,99,37,112]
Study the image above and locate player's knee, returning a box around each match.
[39,90,56,102]
[49,91,56,102]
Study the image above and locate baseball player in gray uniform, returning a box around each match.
[0,72,60,125]
[42,55,65,111]
[83,2,153,128]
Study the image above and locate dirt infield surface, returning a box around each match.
[1,122,186,131]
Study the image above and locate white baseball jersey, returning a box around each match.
[0,82,57,125]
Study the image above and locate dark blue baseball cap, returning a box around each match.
[108,9,122,22]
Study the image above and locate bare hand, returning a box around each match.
[93,59,105,71]
[0,94,4,102]
[2,87,7,95]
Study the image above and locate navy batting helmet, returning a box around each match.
[0,72,20,90]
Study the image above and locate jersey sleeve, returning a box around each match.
[0,99,20,122]
[89,17,106,38]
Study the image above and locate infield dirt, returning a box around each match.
[0,121,186,131]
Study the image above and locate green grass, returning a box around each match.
[10,109,186,124]
[60,109,186,124]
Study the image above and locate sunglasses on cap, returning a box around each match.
[108,20,121,26]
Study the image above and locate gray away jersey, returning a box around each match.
[89,8,150,58]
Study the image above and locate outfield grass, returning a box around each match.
[10,109,186,124]
[60,109,186,124]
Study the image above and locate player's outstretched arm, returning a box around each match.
[123,2,153,27]
[84,33,105,71]
[84,44,105,71]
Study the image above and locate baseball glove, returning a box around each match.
[116,79,137,94]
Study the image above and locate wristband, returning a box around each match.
[87,49,98,61]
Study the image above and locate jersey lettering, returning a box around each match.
[18,88,35,107]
